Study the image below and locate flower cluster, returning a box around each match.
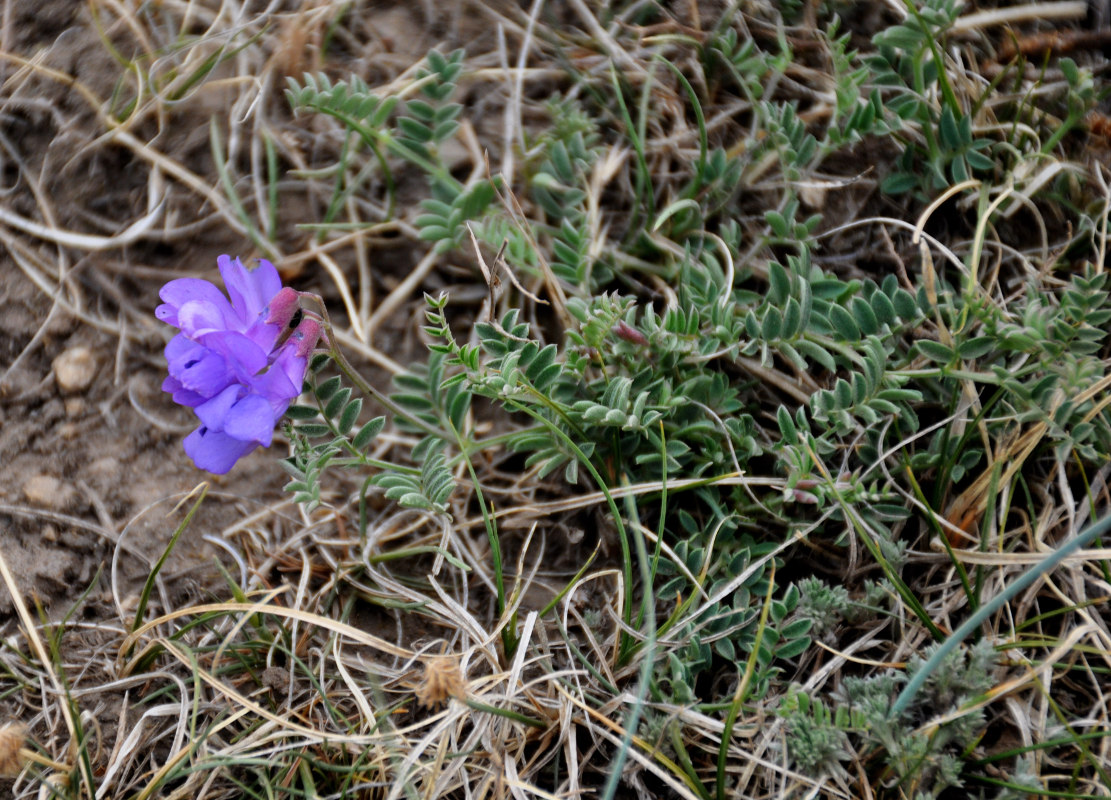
[157,256,320,473]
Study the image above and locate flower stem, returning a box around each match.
[313,306,452,442]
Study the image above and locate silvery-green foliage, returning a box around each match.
[778,640,1001,797]
[283,355,385,512]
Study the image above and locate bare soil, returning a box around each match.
[0,1,378,618]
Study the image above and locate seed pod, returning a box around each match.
[612,320,648,346]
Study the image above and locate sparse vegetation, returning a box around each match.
[2,2,1111,799]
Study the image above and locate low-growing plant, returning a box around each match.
[268,31,1111,797]
[9,4,1105,799]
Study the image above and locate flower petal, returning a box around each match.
[161,375,206,408]
[159,255,311,474]
[259,318,320,397]
[184,426,258,474]
[164,332,200,361]
[223,393,277,447]
[167,347,232,397]
[194,384,243,432]
[175,299,232,337]
[159,277,226,306]
[247,355,302,416]
[157,277,237,333]
[219,255,282,324]
[198,331,270,377]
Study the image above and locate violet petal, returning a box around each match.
[219,255,282,325]
[184,426,258,474]
[194,385,243,431]
[224,393,277,446]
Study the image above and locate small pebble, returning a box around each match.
[22,476,79,513]
[23,475,64,509]
[64,397,85,417]
[87,457,120,481]
[53,347,97,394]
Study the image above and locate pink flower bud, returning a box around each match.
[288,318,322,357]
[613,320,648,346]
[264,287,301,328]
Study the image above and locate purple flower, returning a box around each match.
[182,319,321,473]
[157,256,320,474]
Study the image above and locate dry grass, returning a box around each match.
[1,1,1111,799]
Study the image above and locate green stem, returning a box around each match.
[323,327,451,442]
[331,456,420,475]
[464,698,546,729]
[452,419,517,659]
[501,399,636,657]
[894,368,1002,383]
[1041,110,1084,156]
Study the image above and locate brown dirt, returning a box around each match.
[0,245,299,616]
[0,0,350,618]
[0,0,517,643]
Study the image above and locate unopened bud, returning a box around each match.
[287,318,322,357]
[264,287,301,328]
[613,320,648,346]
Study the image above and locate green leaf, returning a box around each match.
[966,150,994,171]
[324,387,352,420]
[795,339,836,372]
[916,339,955,363]
[782,297,802,338]
[397,117,433,142]
[881,171,920,195]
[762,306,783,340]
[433,121,460,141]
[406,99,435,121]
[957,336,995,360]
[766,210,789,238]
[768,261,790,304]
[892,288,917,320]
[286,404,319,420]
[316,376,342,401]
[829,304,860,340]
[448,391,469,429]
[418,225,453,242]
[339,398,363,435]
[876,388,921,403]
[1060,56,1079,86]
[776,635,811,660]
[870,290,896,326]
[583,405,609,424]
[777,405,798,444]
[398,492,432,510]
[297,423,332,438]
[850,296,879,335]
[393,392,436,412]
[851,373,869,405]
[779,342,807,371]
[414,213,448,228]
[938,106,961,149]
[353,416,386,449]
